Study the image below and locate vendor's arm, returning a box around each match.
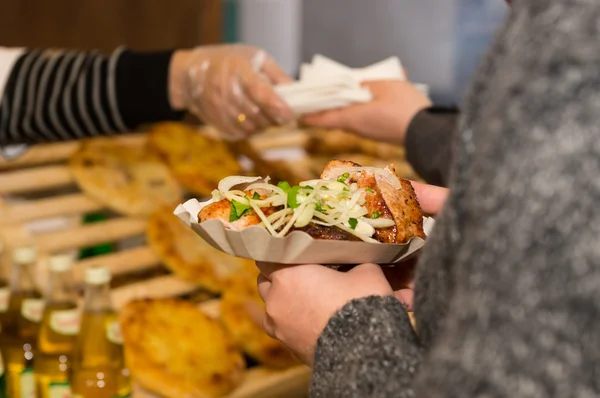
[0,44,293,148]
[0,47,183,146]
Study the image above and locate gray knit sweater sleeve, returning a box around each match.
[311,296,422,398]
[311,1,600,397]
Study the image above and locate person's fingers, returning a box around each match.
[243,75,294,125]
[255,261,287,280]
[348,263,388,281]
[261,56,294,85]
[394,288,414,311]
[237,84,281,131]
[243,300,264,327]
[257,273,272,301]
[217,106,254,140]
[235,91,272,132]
[410,181,449,215]
[299,108,346,129]
[261,313,277,339]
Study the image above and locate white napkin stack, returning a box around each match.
[275,55,428,115]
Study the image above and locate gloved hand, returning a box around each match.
[170,45,295,140]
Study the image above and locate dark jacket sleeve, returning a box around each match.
[404,109,459,187]
[0,47,184,149]
[310,296,423,398]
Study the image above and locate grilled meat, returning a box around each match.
[321,160,425,243]
[293,224,361,241]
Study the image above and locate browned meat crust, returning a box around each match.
[321,160,425,243]
[293,224,361,241]
[199,198,278,230]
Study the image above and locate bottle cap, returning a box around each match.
[13,245,37,264]
[84,266,111,285]
[49,253,75,272]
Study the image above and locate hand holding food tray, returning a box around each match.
[174,160,435,265]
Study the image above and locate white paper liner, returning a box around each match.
[174,199,435,265]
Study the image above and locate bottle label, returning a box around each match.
[50,309,80,336]
[21,299,45,323]
[0,288,9,312]
[19,368,36,398]
[48,381,71,398]
[106,321,123,345]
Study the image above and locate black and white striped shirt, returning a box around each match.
[0,47,183,150]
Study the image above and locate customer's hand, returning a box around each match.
[256,262,393,366]
[301,80,431,145]
[169,45,294,140]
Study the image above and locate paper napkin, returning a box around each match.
[276,55,428,115]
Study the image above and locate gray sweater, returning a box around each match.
[311,1,600,397]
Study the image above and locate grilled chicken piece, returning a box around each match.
[199,197,278,230]
[321,160,425,243]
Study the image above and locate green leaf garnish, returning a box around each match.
[229,200,251,222]
[252,192,261,200]
[337,172,350,183]
[287,186,301,208]
[277,181,292,194]
[366,188,375,193]
[343,187,350,192]
[315,203,325,213]
[371,211,382,219]
[348,218,358,230]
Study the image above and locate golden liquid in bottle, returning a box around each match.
[4,290,44,398]
[0,279,10,398]
[71,312,130,398]
[0,279,10,338]
[35,302,78,398]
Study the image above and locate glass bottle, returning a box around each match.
[71,267,130,398]
[0,240,8,398]
[35,253,79,398]
[4,245,44,398]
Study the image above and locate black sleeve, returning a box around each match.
[0,47,184,147]
[404,108,459,187]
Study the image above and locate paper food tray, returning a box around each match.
[174,199,435,265]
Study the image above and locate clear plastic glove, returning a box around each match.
[170,45,295,140]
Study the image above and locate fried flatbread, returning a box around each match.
[120,299,245,398]
[220,282,298,369]
[146,122,241,196]
[306,128,406,160]
[69,137,182,216]
[147,208,256,293]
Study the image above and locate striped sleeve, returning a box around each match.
[0,47,184,148]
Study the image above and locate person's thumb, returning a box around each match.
[393,288,414,311]
[299,108,347,129]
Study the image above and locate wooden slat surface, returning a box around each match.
[35,217,147,252]
[111,275,198,311]
[73,246,161,285]
[0,142,80,170]
[0,165,74,194]
[0,193,103,225]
